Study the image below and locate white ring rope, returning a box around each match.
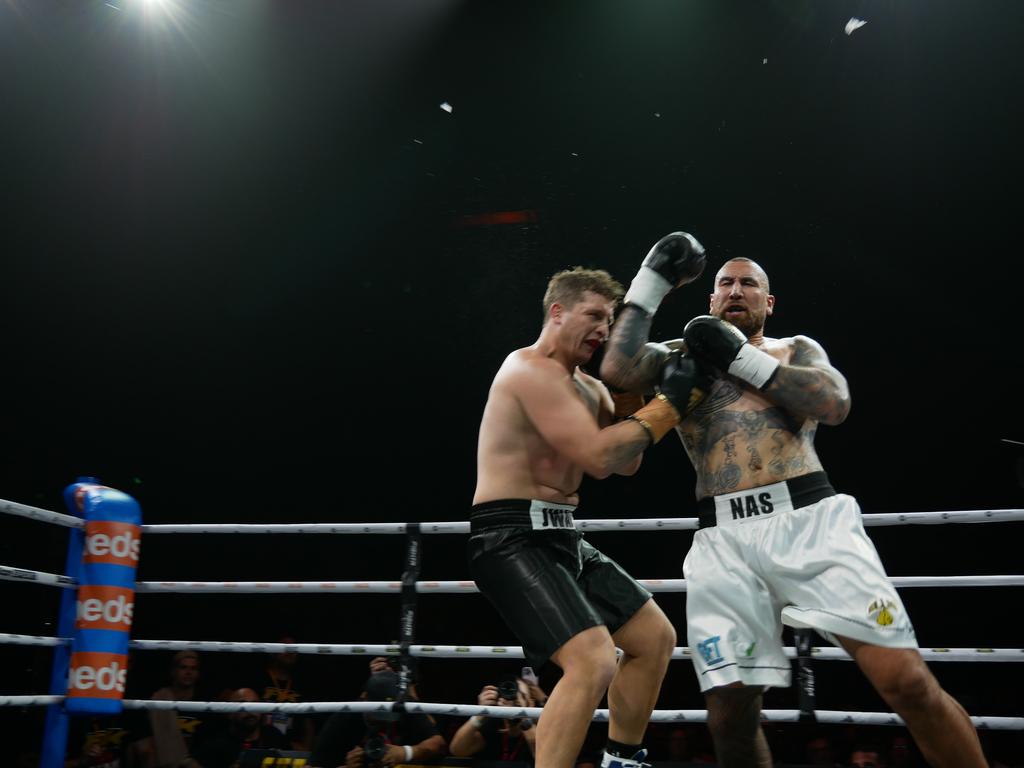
[0,499,83,528]
[0,695,1020,730]
[1,695,65,707]
[5,568,1022,592]
[131,575,1024,593]
[145,523,461,534]
[0,633,67,647]
[0,564,76,588]
[2,495,1022,533]
[2,633,1021,663]
[860,509,1024,526]
[5,500,1022,732]
[140,509,1024,533]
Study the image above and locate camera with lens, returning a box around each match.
[386,655,401,672]
[364,735,389,766]
[497,679,519,702]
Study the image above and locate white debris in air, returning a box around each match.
[762,58,767,64]
[845,18,867,35]
[440,102,453,113]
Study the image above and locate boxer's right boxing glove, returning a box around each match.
[683,314,779,390]
[626,352,711,445]
[623,231,706,315]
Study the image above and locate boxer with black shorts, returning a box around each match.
[601,253,986,768]
[470,247,706,768]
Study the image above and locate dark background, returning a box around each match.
[2,0,1023,760]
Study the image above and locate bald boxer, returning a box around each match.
[470,246,705,768]
[601,255,987,768]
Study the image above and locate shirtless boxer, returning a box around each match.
[600,252,987,768]
[469,248,705,768]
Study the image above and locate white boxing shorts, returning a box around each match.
[683,471,917,692]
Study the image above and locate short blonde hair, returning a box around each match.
[542,267,623,322]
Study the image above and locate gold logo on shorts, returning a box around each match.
[867,598,897,626]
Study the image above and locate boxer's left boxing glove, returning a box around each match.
[623,231,706,315]
[626,352,711,445]
[683,315,779,390]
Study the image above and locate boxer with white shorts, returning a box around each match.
[685,471,915,693]
[602,253,986,768]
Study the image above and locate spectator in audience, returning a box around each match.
[847,741,885,768]
[65,715,129,768]
[130,650,209,768]
[803,730,841,767]
[369,645,421,700]
[190,687,290,768]
[449,675,547,763]
[369,655,417,694]
[885,733,917,768]
[307,671,445,768]
[258,635,317,751]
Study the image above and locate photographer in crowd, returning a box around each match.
[449,671,548,764]
[307,671,446,768]
[368,654,420,700]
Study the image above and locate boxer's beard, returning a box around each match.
[713,307,764,338]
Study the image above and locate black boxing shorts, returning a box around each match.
[468,499,652,669]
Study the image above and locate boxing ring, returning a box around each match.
[2,484,1024,767]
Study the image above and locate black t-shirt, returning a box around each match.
[66,715,129,768]
[131,687,215,748]
[473,723,533,764]
[191,722,290,768]
[308,712,439,768]
[258,669,318,745]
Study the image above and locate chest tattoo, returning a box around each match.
[693,380,743,416]
[693,406,801,453]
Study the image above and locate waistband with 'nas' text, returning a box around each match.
[696,471,835,529]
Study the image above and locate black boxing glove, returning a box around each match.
[626,352,710,445]
[623,232,707,315]
[658,352,712,417]
[683,315,780,390]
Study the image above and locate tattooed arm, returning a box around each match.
[762,335,851,425]
[599,305,672,394]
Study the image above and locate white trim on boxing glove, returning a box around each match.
[623,267,672,315]
[727,344,780,390]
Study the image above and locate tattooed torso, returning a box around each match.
[677,337,823,499]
